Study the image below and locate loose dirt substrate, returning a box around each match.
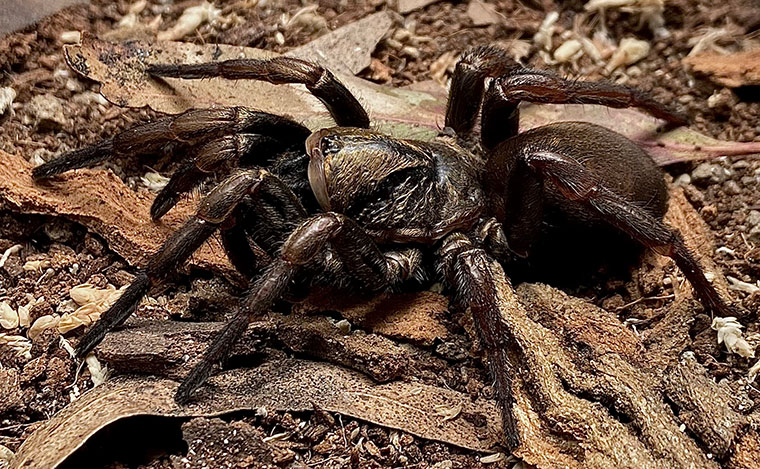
[0,1,759,468]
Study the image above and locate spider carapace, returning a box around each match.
[32,45,735,449]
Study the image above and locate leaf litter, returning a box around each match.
[0,1,757,467]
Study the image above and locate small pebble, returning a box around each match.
[25,94,67,131]
[724,180,741,195]
[691,162,731,185]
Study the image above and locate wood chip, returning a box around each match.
[466,0,503,27]
[684,50,760,88]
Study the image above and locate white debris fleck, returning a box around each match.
[687,27,737,57]
[28,314,61,341]
[335,319,351,335]
[553,39,583,63]
[726,276,760,294]
[0,244,22,268]
[117,0,148,28]
[59,336,77,358]
[0,302,19,330]
[533,11,559,52]
[59,284,126,334]
[0,87,16,117]
[157,1,222,41]
[0,333,32,359]
[712,317,755,358]
[70,283,119,305]
[140,171,169,192]
[749,359,760,383]
[433,402,463,422]
[605,37,650,73]
[585,0,667,38]
[60,31,81,44]
[23,259,51,272]
[480,452,505,464]
[86,353,109,386]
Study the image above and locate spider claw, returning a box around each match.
[32,139,114,180]
[75,273,151,358]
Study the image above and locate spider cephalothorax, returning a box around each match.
[32,46,736,449]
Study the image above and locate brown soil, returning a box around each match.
[1,1,759,468]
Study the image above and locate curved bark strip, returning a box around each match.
[487,276,759,468]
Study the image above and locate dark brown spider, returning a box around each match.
[33,45,735,449]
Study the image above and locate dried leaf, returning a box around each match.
[11,359,500,468]
[61,36,760,166]
[466,0,503,27]
[0,0,83,35]
[287,12,393,75]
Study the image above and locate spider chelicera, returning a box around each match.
[33,45,735,449]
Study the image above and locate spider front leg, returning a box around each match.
[75,168,304,357]
[445,45,687,148]
[176,213,422,403]
[148,56,369,128]
[32,107,308,180]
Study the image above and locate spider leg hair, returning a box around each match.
[151,132,304,220]
[437,232,520,451]
[175,213,421,403]
[32,107,309,180]
[148,56,369,128]
[444,45,687,148]
[75,169,274,358]
[525,150,735,317]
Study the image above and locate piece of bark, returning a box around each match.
[727,429,760,469]
[294,289,449,345]
[0,150,235,278]
[97,314,420,383]
[684,50,760,88]
[636,185,734,371]
[487,274,720,468]
[662,354,749,459]
[11,359,501,469]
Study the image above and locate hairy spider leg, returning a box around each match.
[150,116,312,219]
[524,149,735,317]
[32,108,308,180]
[148,56,370,128]
[444,45,688,149]
[437,232,520,451]
[175,212,423,403]
[75,168,300,357]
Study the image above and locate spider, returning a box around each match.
[33,45,735,449]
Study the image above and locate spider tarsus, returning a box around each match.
[175,313,250,404]
[32,139,114,180]
[150,193,178,221]
[75,272,151,358]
